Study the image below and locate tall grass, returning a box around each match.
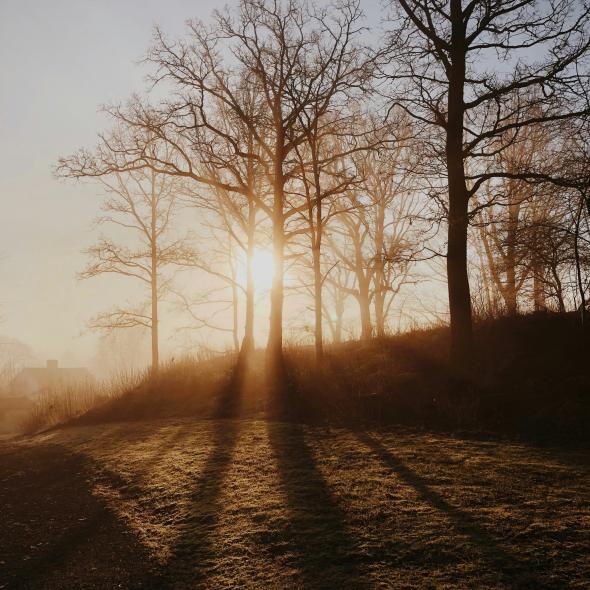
[19,353,234,433]
[20,370,145,435]
[19,313,590,439]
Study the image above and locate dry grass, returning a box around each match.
[41,313,589,442]
[20,370,145,435]
[3,314,589,588]
[2,417,589,588]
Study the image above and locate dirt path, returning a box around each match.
[1,419,589,589]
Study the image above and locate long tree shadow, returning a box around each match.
[152,357,247,588]
[265,359,368,589]
[0,444,157,590]
[353,430,547,589]
[95,420,194,479]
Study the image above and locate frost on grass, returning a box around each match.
[8,418,587,589]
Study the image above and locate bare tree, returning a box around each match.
[354,125,422,337]
[474,114,590,317]
[59,79,266,358]
[292,109,377,361]
[185,150,264,356]
[175,0,374,370]
[58,0,373,377]
[0,336,35,393]
[560,122,590,322]
[381,0,590,372]
[325,125,423,340]
[327,202,375,339]
[175,151,269,355]
[59,162,188,372]
[473,109,554,315]
[322,264,354,344]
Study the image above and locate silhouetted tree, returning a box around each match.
[58,160,189,372]
[381,0,590,372]
[197,0,373,370]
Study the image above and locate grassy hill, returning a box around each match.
[2,313,590,588]
[51,312,590,442]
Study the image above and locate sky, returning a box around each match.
[0,0,402,372]
[0,0,234,367]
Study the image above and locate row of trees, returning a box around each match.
[473,121,590,318]
[58,0,590,376]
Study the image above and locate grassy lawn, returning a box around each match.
[1,418,589,589]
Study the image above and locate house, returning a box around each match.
[11,360,94,398]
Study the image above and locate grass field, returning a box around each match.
[1,417,589,589]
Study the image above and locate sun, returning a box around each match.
[248,249,275,291]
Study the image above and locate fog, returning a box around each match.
[0,0,445,379]
[0,0,241,374]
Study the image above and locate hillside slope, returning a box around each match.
[62,313,590,441]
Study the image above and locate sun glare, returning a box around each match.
[250,249,275,291]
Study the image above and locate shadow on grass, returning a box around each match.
[96,420,195,478]
[264,358,368,589]
[353,430,546,589]
[153,357,246,587]
[0,445,156,590]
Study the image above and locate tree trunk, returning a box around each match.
[309,124,324,365]
[447,209,473,369]
[374,261,386,337]
[267,217,285,375]
[151,264,159,372]
[533,273,546,311]
[477,224,502,317]
[574,194,587,325]
[231,278,240,354]
[313,244,324,362]
[358,278,372,341]
[334,295,344,344]
[532,251,546,311]
[446,1,474,373]
[267,141,285,372]
[324,290,345,344]
[552,266,566,313]
[504,262,518,315]
[241,200,256,356]
[374,203,386,337]
[227,239,240,353]
[150,177,159,373]
[503,196,519,315]
[312,173,325,363]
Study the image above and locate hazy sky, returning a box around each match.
[0,0,237,365]
[0,0,389,369]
